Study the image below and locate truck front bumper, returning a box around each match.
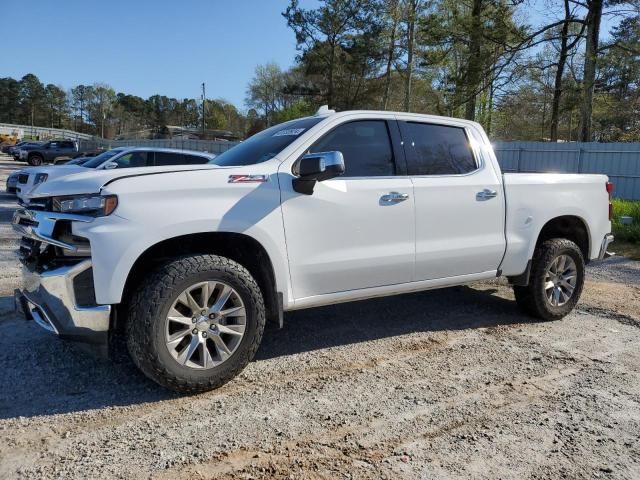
[15,259,111,344]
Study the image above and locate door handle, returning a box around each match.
[476,189,498,201]
[380,192,409,203]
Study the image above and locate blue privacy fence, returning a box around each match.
[493,141,640,200]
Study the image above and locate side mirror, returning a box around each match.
[103,161,118,170]
[292,151,345,195]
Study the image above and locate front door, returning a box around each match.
[280,119,415,300]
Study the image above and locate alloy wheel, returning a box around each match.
[165,281,247,369]
[544,254,577,307]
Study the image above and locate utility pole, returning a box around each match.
[201,82,206,137]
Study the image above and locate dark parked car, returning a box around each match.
[18,139,79,165]
[11,141,44,161]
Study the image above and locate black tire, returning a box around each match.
[28,154,43,166]
[514,239,585,321]
[126,254,265,393]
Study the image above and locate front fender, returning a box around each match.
[72,168,290,306]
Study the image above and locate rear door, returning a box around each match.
[280,118,415,300]
[399,120,505,281]
[45,141,60,161]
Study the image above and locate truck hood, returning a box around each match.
[26,164,226,199]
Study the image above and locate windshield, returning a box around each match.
[211,117,325,167]
[82,149,125,168]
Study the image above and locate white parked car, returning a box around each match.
[13,109,614,393]
[15,147,215,202]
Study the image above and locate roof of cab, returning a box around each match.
[313,107,483,130]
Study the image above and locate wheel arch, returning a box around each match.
[115,232,282,332]
[509,214,591,286]
[535,215,590,262]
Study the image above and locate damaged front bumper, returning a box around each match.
[13,207,111,345]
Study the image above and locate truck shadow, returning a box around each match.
[0,284,530,419]
[257,284,524,360]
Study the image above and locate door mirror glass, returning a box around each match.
[293,151,344,195]
[103,161,118,170]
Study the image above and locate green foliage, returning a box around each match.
[0,74,249,139]
[612,199,640,244]
[277,100,315,122]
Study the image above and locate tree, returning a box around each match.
[550,0,585,141]
[579,0,604,141]
[44,84,67,128]
[246,63,287,125]
[382,0,401,109]
[283,0,382,108]
[0,77,21,123]
[19,74,45,126]
[71,85,92,131]
[593,14,640,140]
[401,0,423,111]
[88,84,116,138]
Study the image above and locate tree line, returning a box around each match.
[0,74,248,139]
[246,0,639,142]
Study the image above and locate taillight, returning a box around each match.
[606,181,614,194]
[606,181,614,220]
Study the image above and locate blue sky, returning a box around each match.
[5,1,618,110]
[5,0,319,107]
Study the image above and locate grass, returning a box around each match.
[612,199,640,244]
[611,199,640,259]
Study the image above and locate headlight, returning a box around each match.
[52,194,118,217]
[34,173,48,185]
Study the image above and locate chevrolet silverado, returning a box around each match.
[13,109,614,393]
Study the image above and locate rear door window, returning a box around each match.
[155,152,185,166]
[399,122,477,175]
[112,151,152,168]
[183,154,210,164]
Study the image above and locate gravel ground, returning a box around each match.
[0,155,638,479]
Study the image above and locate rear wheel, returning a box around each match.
[28,154,43,166]
[513,239,585,321]
[126,254,265,393]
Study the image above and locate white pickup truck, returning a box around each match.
[14,109,614,393]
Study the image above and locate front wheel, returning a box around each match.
[28,154,43,166]
[126,254,265,393]
[513,239,585,321]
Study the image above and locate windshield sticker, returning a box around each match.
[272,128,306,137]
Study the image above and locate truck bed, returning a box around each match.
[500,173,611,276]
